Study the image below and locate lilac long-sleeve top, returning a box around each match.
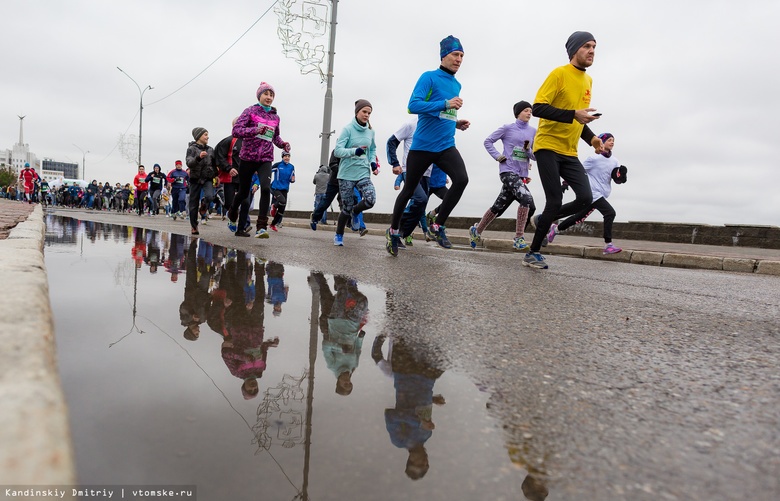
[483,119,537,178]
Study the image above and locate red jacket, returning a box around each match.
[133,172,149,191]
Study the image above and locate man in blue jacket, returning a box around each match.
[385,35,471,256]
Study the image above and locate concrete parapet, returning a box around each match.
[0,206,76,486]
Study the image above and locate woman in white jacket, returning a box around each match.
[546,133,627,254]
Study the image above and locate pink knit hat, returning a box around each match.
[256,82,275,100]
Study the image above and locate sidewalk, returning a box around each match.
[0,198,35,239]
[0,199,77,486]
[281,216,780,275]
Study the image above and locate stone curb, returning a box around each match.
[283,220,780,276]
[0,205,77,486]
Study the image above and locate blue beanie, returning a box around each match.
[440,35,464,59]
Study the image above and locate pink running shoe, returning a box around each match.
[603,243,622,254]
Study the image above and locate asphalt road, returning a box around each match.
[49,208,780,500]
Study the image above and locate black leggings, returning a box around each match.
[229,160,272,230]
[558,197,616,243]
[530,150,592,252]
[391,147,468,230]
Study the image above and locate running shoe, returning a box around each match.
[227,219,237,233]
[402,235,413,246]
[191,227,199,236]
[469,224,481,249]
[603,243,622,254]
[350,213,361,232]
[385,228,399,256]
[334,234,344,246]
[424,228,437,242]
[270,224,278,232]
[235,229,251,237]
[546,223,558,244]
[360,227,369,237]
[270,204,277,217]
[522,252,548,269]
[172,213,178,221]
[310,213,317,231]
[425,211,436,231]
[513,237,529,251]
[255,228,270,239]
[432,225,452,249]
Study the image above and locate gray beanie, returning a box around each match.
[192,127,208,141]
[354,99,372,114]
[565,31,595,60]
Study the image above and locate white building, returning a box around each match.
[2,116,40,174]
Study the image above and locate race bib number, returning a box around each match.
[439,108,458,122]
[257,126,275,141]
[512,146,528,161]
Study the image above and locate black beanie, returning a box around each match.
[513,101,532,118]
[566,31,595,60]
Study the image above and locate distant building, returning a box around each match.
[3,116,80,182]
[42,158,77,179]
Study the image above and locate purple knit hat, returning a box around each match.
[256,82,275,100]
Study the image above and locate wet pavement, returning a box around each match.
[41,211,780,500]
[44,216,527,501]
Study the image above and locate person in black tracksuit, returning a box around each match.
[214,133,243,222]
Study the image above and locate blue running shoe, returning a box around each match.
[522,252,548,269]
[310,212,317,231]
[227,218,237,233]
[433,225,452,249]
[469,224,481,249]
[350,213,360,232]
[334,234,344,246]
[385,228,399,256]
[255,228,269,239]
[513,237,529,251]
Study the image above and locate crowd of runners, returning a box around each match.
[23,31,630,271]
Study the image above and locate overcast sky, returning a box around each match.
[3,0,778,226]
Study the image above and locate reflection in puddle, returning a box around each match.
[45,215,543,501]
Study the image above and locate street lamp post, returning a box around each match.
[73,144,89,181]
[117,67,153,167]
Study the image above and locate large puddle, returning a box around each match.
[44,215,544,501]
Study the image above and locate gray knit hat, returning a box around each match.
[192,127,207,141]
[354,99,372,114]
[566,31,595,60]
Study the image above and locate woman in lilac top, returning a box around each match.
[469,101,537,251]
